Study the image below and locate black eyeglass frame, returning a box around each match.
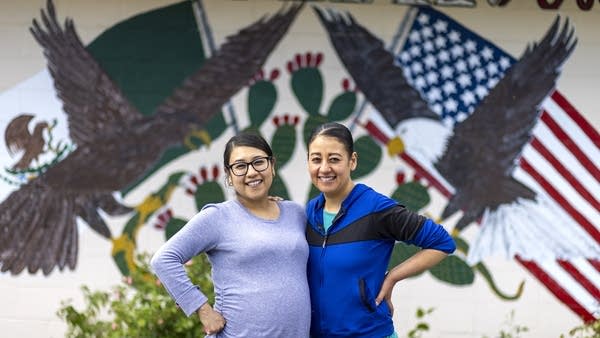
[227,156,273,176]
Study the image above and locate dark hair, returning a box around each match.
[223,131,274,169]
[307,122,354,155]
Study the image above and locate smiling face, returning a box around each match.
[308,135,357,201]
[226,146,274,204]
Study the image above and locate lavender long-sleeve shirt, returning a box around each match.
[150,200,310,338]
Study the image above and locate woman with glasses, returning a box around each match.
[151,132,310,337]
[305,122,455,338]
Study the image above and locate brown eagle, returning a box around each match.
[0,0,303,275]
[4,114,49,170]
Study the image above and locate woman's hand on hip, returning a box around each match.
[197,302,226,335]
[375,277,396,316]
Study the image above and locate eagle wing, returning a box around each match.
[4,114,35,155]
[313,7,437,127]
[155,3,304,121]
[434,17,577,229]
[30,0,144,146]
[0,181,78,274]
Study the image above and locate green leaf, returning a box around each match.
[352,136,381,179]
[242,125,262,135]
[326,91,356,121]
[165,218,187,240]
[416,323,430,331]
[194,181,225,211]
[113,251,130,276]
[271,124,297,167]
[429,255,474,285]
[204,112,228,140]
[387,242,423,277]
[248,80,277,127]
[302,114,329,150]
[391,181,431,212]
[270,175,290,201]
[291,68,323,115]
[453,235,470,253]
[122,213,141,238]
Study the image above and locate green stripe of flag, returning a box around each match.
[87,1,205,116]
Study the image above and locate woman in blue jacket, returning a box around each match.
[305,122,456,338]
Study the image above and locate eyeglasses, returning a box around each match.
[227,156,272,176]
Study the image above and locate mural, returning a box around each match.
[0,0,599,330]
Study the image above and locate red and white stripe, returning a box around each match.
[362,90,600,322]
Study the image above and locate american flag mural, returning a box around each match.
[361,6,600,321]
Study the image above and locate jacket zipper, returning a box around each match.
[318,207,345,335]
[319,230,327,335]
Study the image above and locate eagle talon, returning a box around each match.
[386,136,405,157]
[184,129,212,150]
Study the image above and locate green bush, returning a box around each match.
[57,253,214,338]
[561,317,600,338]
[483,310,528,338]
[60,253,599,338]
[407,307,434,338]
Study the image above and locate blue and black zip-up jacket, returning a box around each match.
[306,184,456,338]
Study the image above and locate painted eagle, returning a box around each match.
[4,114,49,170]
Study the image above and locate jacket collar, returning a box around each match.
[311,183,370,216]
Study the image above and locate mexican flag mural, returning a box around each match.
[1,1,599,336]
